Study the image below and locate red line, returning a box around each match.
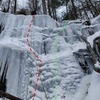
[26,15,42,100]
[33,93,36,96]
[38,69,41,73]
[28,29,31,32]
[27,34,29,37]
[39,64,42,67]
[30,48,32,51]
[32,52,36,55]
[28,43,30,47]
[32,15,35,18]
[36,78,39,82]
[38,73,40,77]
[34,89,36,92]
[26,38,29,42]
[29,24,32,27]
[36,56,39,59]
[38,59,42,62]
[36,83,38,87]
[31,19,34,23]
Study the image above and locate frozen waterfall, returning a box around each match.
[0,11,100,100]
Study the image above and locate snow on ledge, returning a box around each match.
[87,31,100,47]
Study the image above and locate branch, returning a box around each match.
[76,31,100,73]
[0,90,23,100]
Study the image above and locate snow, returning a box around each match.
[75,75,91,100]
[56,6,66,18]
[87,31,100,47]
[91,15,100,25]
[85,71,100,100]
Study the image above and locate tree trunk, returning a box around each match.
[14,0,17,14]
[0,0,2,6]
[88,0,99,16]
[71,0,77,20]
[53,8,57,20]
[78,6,82,19]
[48,0,52,17]
[82,3,89,20]
[35,0,38,10]
[6,0,11,12]
[32,0,35,9]
[52,7,54,18]
[42,0,47,14]
[32,0,38,10]
[65,0,70,13]
[85,0,95,18]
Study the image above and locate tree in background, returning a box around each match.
[47,0,52,17]
[88,0,99,16]
[0,0,2,6]
[71,0,77,20]
[42,0,47,14]
[47,0,62,20]
[31,0,38,12]
[1,0,14,13]
[65,0,70,14]
[51,0,60,20]
[1,0,11,12]
[63,0,100,21]
[31,0,38,14]
[14,0,17,14]
[0,0,100,21]
[27,0,39,15]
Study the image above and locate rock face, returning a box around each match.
[0,12,99,100]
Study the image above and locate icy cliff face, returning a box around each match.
[0,11,99,100]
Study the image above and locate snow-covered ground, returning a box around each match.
[0,11,100,100]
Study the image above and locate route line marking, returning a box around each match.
[53,21,69,100]
[26,15,42,100]
[26,14,69,100]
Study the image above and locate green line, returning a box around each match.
[53,21,69,100]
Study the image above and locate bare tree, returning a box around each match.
[88,0,99,16]
[71,0,77,19]
[32,0,38,10]
[7,0,10,12]
[65,0,70,13]
[42,0,47,14]
[47,0,52,17]
[1,0,11,13]
[35,0,38,10]
[0,0,2,6]
[82,2,90,20]
[14,0,17,14]
[85,0,95,17]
